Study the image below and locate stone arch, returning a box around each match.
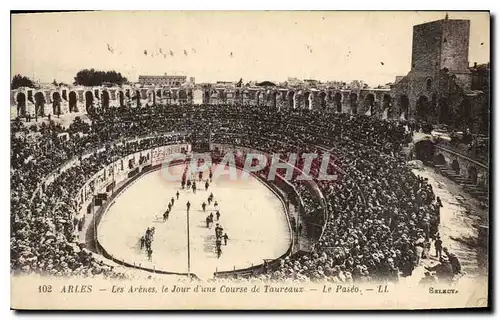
[146,90,155,105]
[288,91,295,109]
[16,92,26,117]
[327,91,333,103]
[382,94,392,118]
[363,93,375,115]
[434,153,446,166]
[304,91,311,110]
[399,94,409,120]
[319,91,327,109]
[85,91,94,113]
[416,95,429,121]
[271,91,278,108]
[203,89,210,104]
[280,90,287,102]
[334,92,342,112]
[118,91,125,107]
[438,98,449,124]
[452,159,460,175]
[34,92,46,117]
[468,166,478,185]
[156,89,162,98]
[135,90,141,107]
[163,89,172,104]
[179,89,187,102]
[257,91,265,106]
[69,91,78,112]
[140,89,147,100]
[349,93,358,114]
[415,140,434,163]
[215,89,221,102]
[52,91,62,116]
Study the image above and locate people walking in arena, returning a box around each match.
[171,197,175,206]
[214,200,218,210]
[186,201,191,212]
[216,210,220,221]
[223,232,229,245]
[215,223,223,238]
[205,180,209,191]
[202,202,206,212]
[176,190,180,200]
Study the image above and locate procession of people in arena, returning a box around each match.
[11,103,472,283]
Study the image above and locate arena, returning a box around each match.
[10,101,489,285]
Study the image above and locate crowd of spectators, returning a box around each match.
[11,104,440,282]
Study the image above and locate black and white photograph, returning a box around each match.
[9,10,490,310]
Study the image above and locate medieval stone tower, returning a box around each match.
[391,15,480,126]
[411,16,471,88]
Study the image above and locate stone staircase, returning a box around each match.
[434,164,489,203]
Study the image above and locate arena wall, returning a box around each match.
[66,142,296,278]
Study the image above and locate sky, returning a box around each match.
[11,11,490,87]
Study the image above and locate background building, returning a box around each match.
[138,73,187,86]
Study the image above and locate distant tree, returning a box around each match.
[73,69,128,86]
[52,79,58,86]
[11,74,34,89]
